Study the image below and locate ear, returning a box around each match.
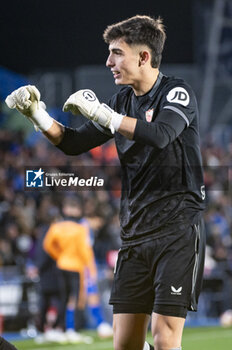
[138,50,150,66]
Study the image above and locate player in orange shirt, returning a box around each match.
[43,196,96,343]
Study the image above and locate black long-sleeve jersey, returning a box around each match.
[57,72,205,246]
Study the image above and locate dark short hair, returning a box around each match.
[103,15,166,68]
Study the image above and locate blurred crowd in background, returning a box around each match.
[0,128,122,268]
[0,121,122,336]
[0,109,232,332]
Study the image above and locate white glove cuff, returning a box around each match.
[111,112,124,132]
[33,108,54,132]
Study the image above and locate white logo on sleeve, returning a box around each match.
[166,87,190,106]
[171,286,182,295]
[201,185,206,200]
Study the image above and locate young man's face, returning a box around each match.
[106,39,143,87]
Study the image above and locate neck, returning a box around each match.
[133,68,159,96]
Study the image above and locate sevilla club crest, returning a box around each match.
[145,109,154,122]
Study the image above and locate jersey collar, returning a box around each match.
[133,71,163,102]
[147,71,163,99]
[132,71,163,108]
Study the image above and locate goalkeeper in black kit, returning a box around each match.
[6,15,206,350]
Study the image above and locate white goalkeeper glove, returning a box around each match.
[63,89,124,134]
[5,85,54,132]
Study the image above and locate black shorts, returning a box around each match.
[58,269,80,298]
[109,219,205,317]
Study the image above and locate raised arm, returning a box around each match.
[5,85,65,144]
[43,120,65,145]
[5,85,112,155]
[63,88,188,149]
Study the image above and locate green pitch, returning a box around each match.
[11,327,232,350]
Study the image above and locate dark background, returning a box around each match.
[0,0,196,73]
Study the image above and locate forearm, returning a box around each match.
[56,121,113,155]
[119,109,186,148]
[43,119,65,145]
[40,115,112,154]
[61,88,185,149]
[133,119,177,148]
[116,115,174,149]
[117,116,137,140]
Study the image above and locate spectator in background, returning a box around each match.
[43,196,95,344]
[0,239,16,266]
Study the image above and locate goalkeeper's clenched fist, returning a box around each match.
[63,89,124,134]
[5,86,124,134]
[5,85,54,131]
